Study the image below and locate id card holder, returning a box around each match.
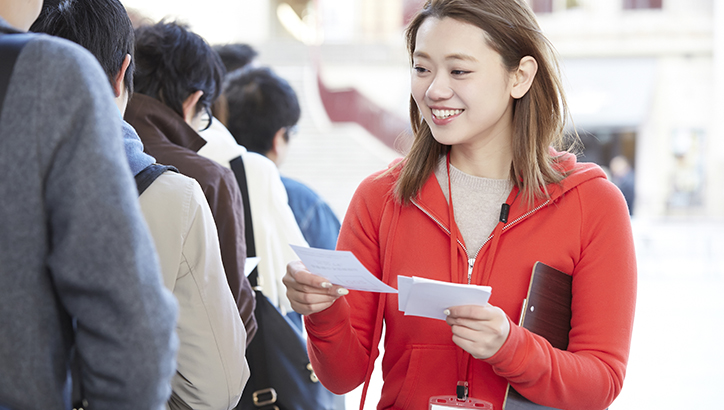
[429,396,494,410]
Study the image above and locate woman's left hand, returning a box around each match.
[445,304,511,359]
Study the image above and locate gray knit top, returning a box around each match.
[434,156,513,259]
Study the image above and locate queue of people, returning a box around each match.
[0,0,636,410]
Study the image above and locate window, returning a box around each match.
[530,0,582,14]
[566,0,581,9]
[623,0,663,9]
[531,0,553,13]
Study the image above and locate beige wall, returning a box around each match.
[536,0,720,217]
[709,0,724,217]
[121,0,271,44]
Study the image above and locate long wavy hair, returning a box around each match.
[395,0,577,207]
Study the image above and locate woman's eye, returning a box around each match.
[414,66,428,74]
[451,70,470,76]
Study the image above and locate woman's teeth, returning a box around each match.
[432,109,463,119]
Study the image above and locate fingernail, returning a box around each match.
[337,288,349,296]
[320,282,332,288]
[443,309,450,316]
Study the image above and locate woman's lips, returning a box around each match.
[431,108,463,125]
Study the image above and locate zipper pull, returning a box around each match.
[467,258,475,284]
[499,203,510,223]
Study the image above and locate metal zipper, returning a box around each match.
[467,258,475,284]
[501,200,550,232]
[411,198,551,284]
[411,198,467,254]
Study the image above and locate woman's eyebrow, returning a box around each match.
[445,53,478,62]
[412,50,478,63]
[412,50,430,60]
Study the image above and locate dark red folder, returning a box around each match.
[502,262,572,410]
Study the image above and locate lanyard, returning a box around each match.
[445,153,472,399]
[446,153,460,283]
[445,152,516,400]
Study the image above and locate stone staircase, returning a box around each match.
[270,61,403,219]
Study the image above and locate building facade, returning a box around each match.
[533,0,720,218]
[121,0,724,218]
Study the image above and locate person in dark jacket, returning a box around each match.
[125,21,258,342]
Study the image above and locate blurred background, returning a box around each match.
[120,0,724,408]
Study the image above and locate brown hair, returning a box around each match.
[395,0,577,207]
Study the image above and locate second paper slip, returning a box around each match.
[399,276,492,321]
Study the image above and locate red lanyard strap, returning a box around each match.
[447,153,472,396]
[446,153,517,399]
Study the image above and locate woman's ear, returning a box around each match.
[510,56,538,99]
[112,54,132,98]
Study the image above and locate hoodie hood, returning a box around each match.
[547,149,607,201]
[121,120,156,176]
[408,149,607,237]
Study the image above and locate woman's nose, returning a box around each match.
[426,74,453,101]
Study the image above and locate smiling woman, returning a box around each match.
[282,1,637,409]
[399,0,570,207]
[410,17,530,179]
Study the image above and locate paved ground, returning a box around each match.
[611,218,724,410]
[274,62,724,410]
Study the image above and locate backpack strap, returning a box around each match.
[229,155,258,281]
[0,33,33,119]
[230,155,279,408]
[135,163,179,196]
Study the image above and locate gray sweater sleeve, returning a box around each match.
[31,37,178,409]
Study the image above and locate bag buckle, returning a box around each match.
[253,387,278,407]
[307,363,320,383]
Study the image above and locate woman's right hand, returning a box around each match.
[283,260,349,315]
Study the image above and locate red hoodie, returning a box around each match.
[305,152,636,410]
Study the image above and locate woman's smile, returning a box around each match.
[431,107,464,124]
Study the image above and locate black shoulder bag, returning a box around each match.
[230,155,338,410]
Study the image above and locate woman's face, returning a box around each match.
[411,17,516,153]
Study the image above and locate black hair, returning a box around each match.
[224,66,301,155]
[30,0,135,94]
[213,43,258,74]
[133,21,225,119]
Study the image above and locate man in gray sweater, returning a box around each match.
[0,1,178,409]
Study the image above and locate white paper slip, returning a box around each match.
[398,275,491,321]
[397,275,413,311]
[244,257,260,277]
[290,245,398,293]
